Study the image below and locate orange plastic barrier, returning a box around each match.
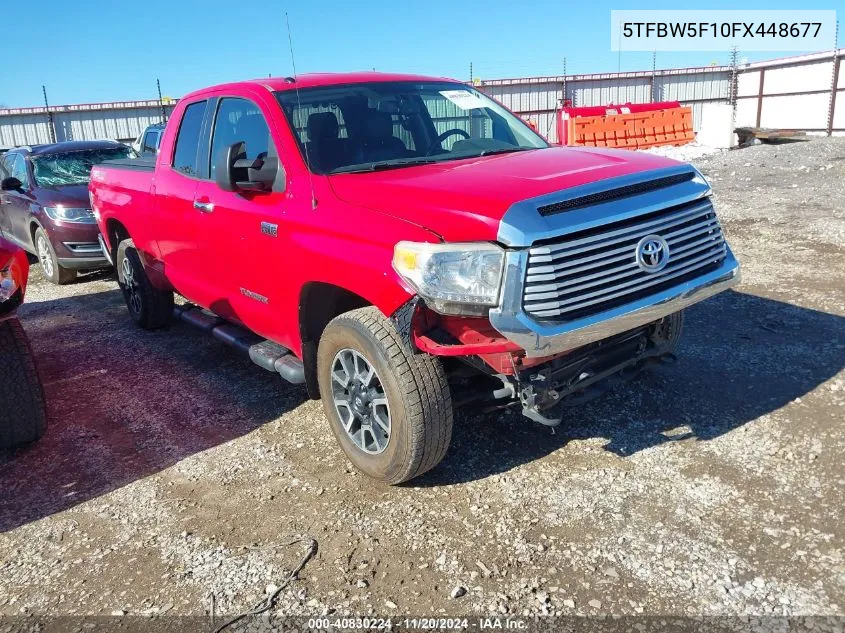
[560,104,694,149]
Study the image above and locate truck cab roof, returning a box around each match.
[181,72,460,100]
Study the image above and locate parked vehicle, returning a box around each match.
[0,235,47,448]
[0,141,131,284]
[90,73,740,484]
[131,123,166,157]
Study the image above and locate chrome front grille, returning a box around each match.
[523,199,727,320]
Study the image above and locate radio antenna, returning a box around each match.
[286,11,317,209]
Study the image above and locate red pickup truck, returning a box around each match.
[90,72,740,483]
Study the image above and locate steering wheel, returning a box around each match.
[425,128,471,155]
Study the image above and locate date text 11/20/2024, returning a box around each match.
[306,617,528,630]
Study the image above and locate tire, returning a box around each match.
[34,227,75,285]
[653,310,685,353]
[0,318,47,448]
[116,239,173,330]
[317,306,453,485]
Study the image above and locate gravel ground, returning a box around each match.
[1,137,843,627]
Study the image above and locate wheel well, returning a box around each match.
[299,282,371,399]
[106,219,130,261]
[29,222,41,248]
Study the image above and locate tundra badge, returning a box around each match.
[240,288,269,304]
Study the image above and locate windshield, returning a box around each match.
[31,146,133,187]
[275,81,549,174]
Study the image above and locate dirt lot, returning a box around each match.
[1,137,843,625]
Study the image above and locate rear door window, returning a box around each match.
[172,101,207,176]
[208,98,271,181]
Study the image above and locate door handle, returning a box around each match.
[193,200,214,213]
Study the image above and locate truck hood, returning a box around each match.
[327,146,683,242]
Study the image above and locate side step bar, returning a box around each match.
[173,304,305,385]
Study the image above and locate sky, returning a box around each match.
[3,0,841,108]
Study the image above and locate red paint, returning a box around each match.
[90,73,680,364]
[412,311,523,357]
[0,236,30,315]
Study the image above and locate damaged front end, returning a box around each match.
[393,298,684,427]
[497,312,683,426]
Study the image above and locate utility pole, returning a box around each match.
[470,62,473,84]
[650,51,657,102]
[617,19,622,72]
[616,20,623,104]
[729,46,740,113]
[42,85,56,144]
[156,78,167,123]
[827,20,840,136]
[562,57,567,106]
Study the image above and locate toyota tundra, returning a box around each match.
[89,73,740,483]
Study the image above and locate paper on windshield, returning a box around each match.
[439,90,488,111]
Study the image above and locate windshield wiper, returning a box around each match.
[329,158,438,174]
[477,147,535,157]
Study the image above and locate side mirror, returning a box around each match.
[215,141,282,193]
[1,177,22,191]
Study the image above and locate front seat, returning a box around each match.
[361,111,408,162]
[307,112,346,172]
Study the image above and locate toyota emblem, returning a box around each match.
[635,235,670,273]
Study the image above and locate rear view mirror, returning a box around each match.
[1,177,22,191]
[215,142,283,193]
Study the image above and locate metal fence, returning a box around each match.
[477,49,844,143]
[1,49,842,148]
[0,101,174,148]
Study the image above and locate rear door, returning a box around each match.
[152,99,209,301]
[192,93,291,342]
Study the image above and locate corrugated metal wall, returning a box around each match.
[479,50,844,142]
[0,102,175,147]
[479,68,732,143]
[1,50,842,148]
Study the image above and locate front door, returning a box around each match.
[1,154,36,251]
[192,94,292,345]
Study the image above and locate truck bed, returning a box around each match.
[99,156,156,172]
[90,158,158,258]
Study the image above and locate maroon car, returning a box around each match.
[0,140,132,284]
[0,235,46,447]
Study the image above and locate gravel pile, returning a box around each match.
[1,138,843,622]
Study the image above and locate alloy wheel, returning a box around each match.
[37,236,54,279]
[330,348,391,454]
[121,257,142,316]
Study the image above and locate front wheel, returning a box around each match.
[34,228,75,285]
[317,307,453,485]
[0,318,47,448]
[116,239,174,330]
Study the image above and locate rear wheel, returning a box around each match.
[116,239,174,329]
[34,228,75,285]
[317,307,453,484]
[0,318,47,448]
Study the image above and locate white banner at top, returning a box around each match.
[610,10,838,52]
